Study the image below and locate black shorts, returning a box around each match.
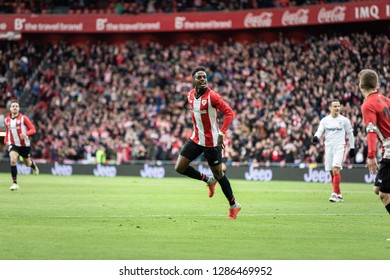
[8,144,31,159]
[180,139,222,167]
[374,159,390,194]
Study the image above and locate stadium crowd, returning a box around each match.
[0,42,47,108]
[2,31,385,166]
[0,0,360,15]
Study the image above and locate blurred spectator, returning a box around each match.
[0,42,46,108]
[95,144,107,164]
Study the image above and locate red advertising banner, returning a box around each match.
[0,1,389,33]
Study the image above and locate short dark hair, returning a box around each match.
[359,69,378,90]
[9,99,19,107]
[329,99,340,107]
[191,66,207,77]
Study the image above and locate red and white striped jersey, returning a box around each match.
[187,88,234,147]
[4,113,36,147]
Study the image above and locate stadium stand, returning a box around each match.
[0,42,47,108]
[13,31,386,166]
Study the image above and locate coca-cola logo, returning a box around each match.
[244,12,273,28]
[318,6,346,23]
[281,9,309,26]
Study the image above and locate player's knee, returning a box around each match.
[379,192,390,204]
[10,159,17,166]
[174,163,185,174]
[212,170,224,180]
[175,168,185,175]
[373,186,380,195]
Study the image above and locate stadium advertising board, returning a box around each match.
[0,1,388,33]
[0,162,377,183]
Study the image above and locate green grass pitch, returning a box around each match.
[0,173,389,260]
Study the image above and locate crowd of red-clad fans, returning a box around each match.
[0,42,46,108]
[0,0,357,15]
[2,30,389,166]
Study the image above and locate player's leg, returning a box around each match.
[21,147,39,175]
[205,149,228,193]
[330,166,342,202]
[23,157,39,175]
[206,147,240,218]
[8,147,20,190]
[380,192,390,215]
[324,147,336,201]
[329,146,344,202]
[175,140,211,184]
[375,160,390,214]
[221,157,227,174]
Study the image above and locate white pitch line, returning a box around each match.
[10,213,383,218]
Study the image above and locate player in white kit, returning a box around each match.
[312,100,355,202]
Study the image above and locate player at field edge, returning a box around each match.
[174,65,241,219]
[312,99,355,202]
[4,100,39,191]
[359,69,390,215]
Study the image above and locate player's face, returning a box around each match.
[193,71,208,91]
[9,102,20,115]
[329,102,340,117]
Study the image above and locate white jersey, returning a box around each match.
[314,114,355,148]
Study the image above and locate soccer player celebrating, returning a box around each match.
[4,100,39,190]
[175,66,241,219]
[312,99,355,202]
[360,69,390,215]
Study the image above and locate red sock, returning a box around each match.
[333,173,341,194]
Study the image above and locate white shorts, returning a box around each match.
[324,145,346,171]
